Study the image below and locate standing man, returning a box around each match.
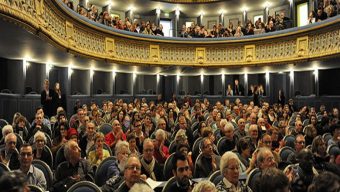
[233,79,244,96]
[41,79,55,118]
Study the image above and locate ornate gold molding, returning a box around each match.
[0,0,339,67]
[297,36,309,57]
[150,45,160,62]
[196,48,206,64]
[105,37,115,57]
[245,45,256,62]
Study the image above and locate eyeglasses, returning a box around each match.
[264,141,272,145]
[297,141,305,144]
[36,139,45,143]
[126,165,141,171]
[177,166,189,173]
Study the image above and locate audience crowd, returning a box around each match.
[0,81,339,192]
[62,0,339,38]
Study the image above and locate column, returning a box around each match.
[264,7,269,24]
[176,74,180,96]
[200,74,204,97]
[132,73,136,96]
[221,73,225,97]
[90,68,94,96]
[175,9,180,37]
[314,69,319,97]
[125,10,134,21]
[244,73,248,96]
[265,72,270,97]
[156,74,160,95]
[314,0,319,12]
[243,10,248,26]
[289,70,294,98]
[22,59,27,95]
[219,13,224,26]
[112,71,116,95]
[156,8,161,26]
[197,14,203,26]
[289,0,296,27]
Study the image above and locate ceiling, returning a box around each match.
[89,0,288,17]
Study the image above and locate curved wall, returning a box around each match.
[0,0,339,68]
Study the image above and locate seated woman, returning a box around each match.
[216,151,251,192]
[107,140,130,178]
[32,131,52,167]
[87,132,110,168]
[51,122,68,156]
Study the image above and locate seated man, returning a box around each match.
[53,140,93,192]
[140,139,163,181]
[18,143,46,190]
[168,152,195,192]
[0,133,20,170]
[194,137,220,178]
[284,149,318,192]
[102,155,146,192]
[29,113,51,139]
[79,121,97,157]
[287,134,305,164]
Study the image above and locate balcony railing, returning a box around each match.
[0,0,339,67]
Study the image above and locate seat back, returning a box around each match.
[217,137,227,155]
[323,133,332,145]
[32,159,53,190]
[99,123,112,135]
[161,176,176,192]
[28,185,44,192]
[163,153,175,180]
[54,144,66,169]
[283,135,295,149]
[14,133,24,151]
[279,146,295,162]
[327,144,340,156]
[94,156,117,187]
[191,137,203,164]
[246,168,261,192]
[168,141,176,154]
[67,181,102,192]
[209,170,222,185]
[0,162,10,177]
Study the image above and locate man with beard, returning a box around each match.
[284,149,318,192]
[168,152,195,192]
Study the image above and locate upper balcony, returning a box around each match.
[0,0,339,67]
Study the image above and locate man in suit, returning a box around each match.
[233,79,244,96]
[41,79,56,118]
[0,133,20,169]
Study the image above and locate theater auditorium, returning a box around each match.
[0,0,339,191]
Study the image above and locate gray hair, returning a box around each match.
[155,129,166,140]
[192,180,216,192]
[4,132,16,143]
[115,140,130,156]
[33,131,46,143]
[64,140,77,160]
[143,138,153,148]
[256,147,272,166]
[2,125,13,136]
[129,182,154,192]
[224,122,234,132]
[220,151,240,174]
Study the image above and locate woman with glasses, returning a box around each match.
[33,131,52,167]
[217,151,251,192]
